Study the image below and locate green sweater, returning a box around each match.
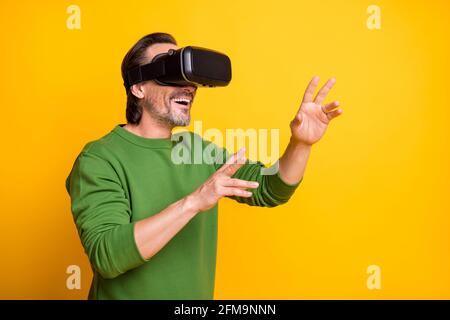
[65,124,301,300]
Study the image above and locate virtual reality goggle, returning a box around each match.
[125,46,232,88]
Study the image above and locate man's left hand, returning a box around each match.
[290,76,343,146]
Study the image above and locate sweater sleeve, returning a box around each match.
[209,141,302,207]
[65,151,146,279]
[231,159,301,207]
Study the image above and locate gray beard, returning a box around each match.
[145,99,190,127]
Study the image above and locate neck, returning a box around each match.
[124,112,172,139]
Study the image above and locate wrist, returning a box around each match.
[289,136,313,150]
[182,193,201,218]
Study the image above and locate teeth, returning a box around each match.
[172,97,191,104]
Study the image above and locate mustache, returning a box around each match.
[170,90,194,100]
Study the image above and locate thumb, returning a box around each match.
[292,112,303,126]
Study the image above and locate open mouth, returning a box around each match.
[171,97,192,106]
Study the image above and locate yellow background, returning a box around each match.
[0,0,449,299]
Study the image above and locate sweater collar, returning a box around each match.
[112,124,178,149]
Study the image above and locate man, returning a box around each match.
[65,32,343,300]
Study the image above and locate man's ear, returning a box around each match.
[130,84,145,99]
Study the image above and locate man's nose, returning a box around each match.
[183,85,197,94]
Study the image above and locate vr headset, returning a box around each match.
[125,46,232,88]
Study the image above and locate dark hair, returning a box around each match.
[121,32,177,124]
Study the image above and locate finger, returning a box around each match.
[302,76,320,103]
[222,187,253,198]
[224,178,259,189]
[222,159,245,177]
[218,147,246,177]
[323,100,340,113]
[325,108,343,120]
[218,147,245,170]
[314,77,336,105]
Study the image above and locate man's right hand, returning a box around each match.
[186,148,259,213]
[135,147,259,261]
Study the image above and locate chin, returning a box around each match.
[171,112,190,127]
[178,119,190,127]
